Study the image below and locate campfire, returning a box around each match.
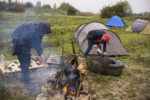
[53,56,81,99]
[43,43,88,100]
[43,51,87,100]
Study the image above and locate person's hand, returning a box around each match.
[39,55,44,61]
[103,52,107,55]
[84,53,87,58]
[38,55,49,67]
[94,45,98,49]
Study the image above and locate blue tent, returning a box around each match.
[105,16,126,27]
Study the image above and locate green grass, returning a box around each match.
[0,11,150,100]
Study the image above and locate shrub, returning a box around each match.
[42,4,51,9]
[58,2,77,15]
[24,2,34,8]
[67,6,77,15]
[100,1,132,18]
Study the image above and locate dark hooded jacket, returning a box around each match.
[11,22,51,56]
[84,30,107,57]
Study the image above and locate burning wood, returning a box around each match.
[63,87,75,95]
[51,54,88,100]
[34,55,95,100]
[37,44,90,100]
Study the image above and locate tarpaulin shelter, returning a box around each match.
[74,22,128,56]
[126,19,150,34]
[105,16,126,28]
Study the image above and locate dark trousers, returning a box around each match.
[84,40,101,56]
[17,53,31,83]
[14,45,31,83]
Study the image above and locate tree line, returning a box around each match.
[0,0,78,15]
[3,1,148,17]
[0,0,52,10]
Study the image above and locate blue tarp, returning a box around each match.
[105,16,125,28]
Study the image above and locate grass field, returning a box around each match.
[0,11,150,100]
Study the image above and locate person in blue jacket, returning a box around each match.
[11,22,51,84]
[84,29,110,57]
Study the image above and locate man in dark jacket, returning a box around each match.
[84,29,110,57]
[11,22,51,84]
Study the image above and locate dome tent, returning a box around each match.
[74,21,128,56]
[126,19,150,34]
[105,16,126,28]
[132,19,149,33]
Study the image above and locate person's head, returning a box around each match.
[101,34,110,42]
[39,22,51,34]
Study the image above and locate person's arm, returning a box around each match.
[84,40,93,57]
[35,44,43,56]
[33,35,43,56]
[103,42,107,55]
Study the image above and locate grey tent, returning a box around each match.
[74,21,128,56]
[132,19,149,33]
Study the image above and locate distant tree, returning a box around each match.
[58,2,70,10]
[21,1,23,6]
[101,6,114,18]
[101,1,132,18]
[8,0,11,6]
[58,2,77,15]
[3,0,6,3]
[67,6,77,15]
[24,2,34,8]
[36,1,41,8]
[15,0,18,4]
[42,4,51,9]
[53,3,56,9]
[0,1,8,10]
[14,0,20,7]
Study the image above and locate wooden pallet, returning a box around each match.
[0,55,62,75]
[0,59,45,75]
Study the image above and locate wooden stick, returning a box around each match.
[77,74,85,98]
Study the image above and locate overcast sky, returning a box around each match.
[8,0,150,13]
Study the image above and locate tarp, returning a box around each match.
[74,21,128,56]
[105,16,126,28]
[125,25,132,31]
[140,23,150,34]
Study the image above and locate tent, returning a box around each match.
[74,21,128,56]
[105,16,126,28]
[126,19,150,34]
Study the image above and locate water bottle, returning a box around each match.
[0,54,5,65]
[0,54,8,69]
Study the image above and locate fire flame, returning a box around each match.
[55,86,75,95]
[63,87,74,95]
